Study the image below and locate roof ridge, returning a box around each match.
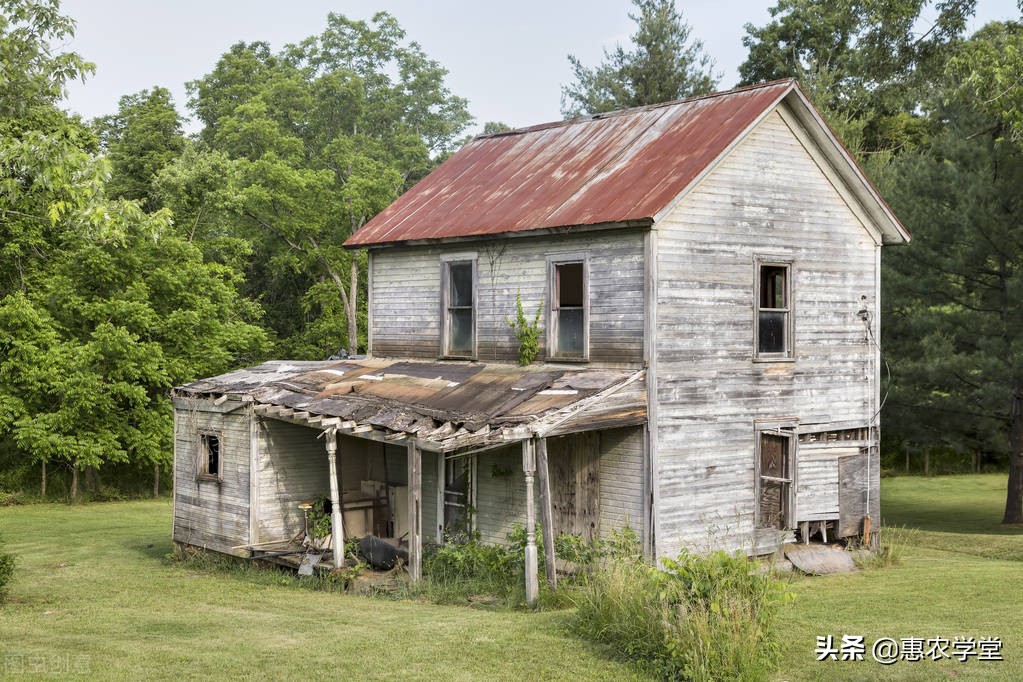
[476,79,798,140]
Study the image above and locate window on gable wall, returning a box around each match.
[549,259,588,360]
[198,431,221,481]
[755,260,792,359]
[442,258,476,358]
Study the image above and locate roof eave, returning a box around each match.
[784,87,911,245]
[344,218,654,251]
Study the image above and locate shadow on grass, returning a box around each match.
[124,537,176,562]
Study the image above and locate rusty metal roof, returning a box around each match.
[174,359,646,452]
[345,80,796,247]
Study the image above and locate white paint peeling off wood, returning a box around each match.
[653,110,882,558]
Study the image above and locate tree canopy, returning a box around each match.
[561,0,719,116]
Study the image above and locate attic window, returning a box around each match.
[442,257,476,358]
[549,259,588,360]
[755,260,793,359]
[198,431,221,481]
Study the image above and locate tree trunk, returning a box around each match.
[924,451,930,477]
[347,259,358,353]
[1003,391,1023,524]
[153,461,160,498]
[41,459,47,498]
[70,463,79,503]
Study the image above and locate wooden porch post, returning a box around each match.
[325,429,345,569]
[407,440,422,582]
[522,439,539,606]
[535,437,557,589]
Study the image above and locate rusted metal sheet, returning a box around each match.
[344,81,794,248]
[174,359,646,452]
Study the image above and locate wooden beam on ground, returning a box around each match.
[535,437,557,589]
[407,440,422,582]
[522,439,539,607]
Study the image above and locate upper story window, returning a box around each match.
[755,259,793,360]
[548,258,588,360]
[441,256,476,358]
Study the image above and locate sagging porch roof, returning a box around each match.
[173,358,646,452]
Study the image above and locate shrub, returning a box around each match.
[572,550,790,681]
[0,540,15,602]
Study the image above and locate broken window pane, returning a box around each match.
[200,433,220,478]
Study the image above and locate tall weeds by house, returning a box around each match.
[571,549,791,681]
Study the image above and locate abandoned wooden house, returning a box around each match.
[172,79,909,599]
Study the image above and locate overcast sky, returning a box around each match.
[58,0,1022,135]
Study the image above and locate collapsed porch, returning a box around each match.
[172,358,647,604]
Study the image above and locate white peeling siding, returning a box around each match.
[654,109,880,558]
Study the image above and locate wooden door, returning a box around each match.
[548,432,600,540]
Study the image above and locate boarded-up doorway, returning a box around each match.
[548,432,600,540]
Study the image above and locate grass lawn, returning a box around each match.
[1,474,1020,680]
[0,500,645,681]
[774,473,1023,681]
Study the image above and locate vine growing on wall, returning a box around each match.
[505,292,543,366]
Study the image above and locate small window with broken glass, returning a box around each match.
[198,431,221,481]
[443,259,476,358]
[550,260,587,360]
[755,261,792,359]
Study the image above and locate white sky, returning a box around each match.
[58,0,1022,135]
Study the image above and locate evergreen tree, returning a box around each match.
[561,0,718,117]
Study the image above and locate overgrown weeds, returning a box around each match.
[571,549,791,681]
[849,525,916,569]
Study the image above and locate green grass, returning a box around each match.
[0,500,646,681]
[1,474,1020,680]
[773,473,1022,681]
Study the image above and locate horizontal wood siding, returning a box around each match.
[475,445,528,545]
[370,230,646,365]
[257,420,329,543]
[172,400,251,553]
[422,449,440,542]
[599,427,646,536]
[795,445,861,521]
[654,109,881,558]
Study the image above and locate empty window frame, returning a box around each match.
[442,456,475,539]
[756,430,794,530]
[198,431,222,481]
[441,257,476,358]
[548,258,588,360]
[755,260,793,359]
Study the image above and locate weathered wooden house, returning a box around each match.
[172,80,909,597]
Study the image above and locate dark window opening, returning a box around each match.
[552,261,586,358]
[199,432,221,480]
[756,263,791,357]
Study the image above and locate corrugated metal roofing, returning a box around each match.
[345,80,795,247]
[174,359,647,451]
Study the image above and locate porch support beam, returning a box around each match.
[522,439,539,607]
[534,436,557,589]
[407,440,422,582]
[325,429,345,568]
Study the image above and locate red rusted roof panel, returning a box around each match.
[345,81,794,247]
